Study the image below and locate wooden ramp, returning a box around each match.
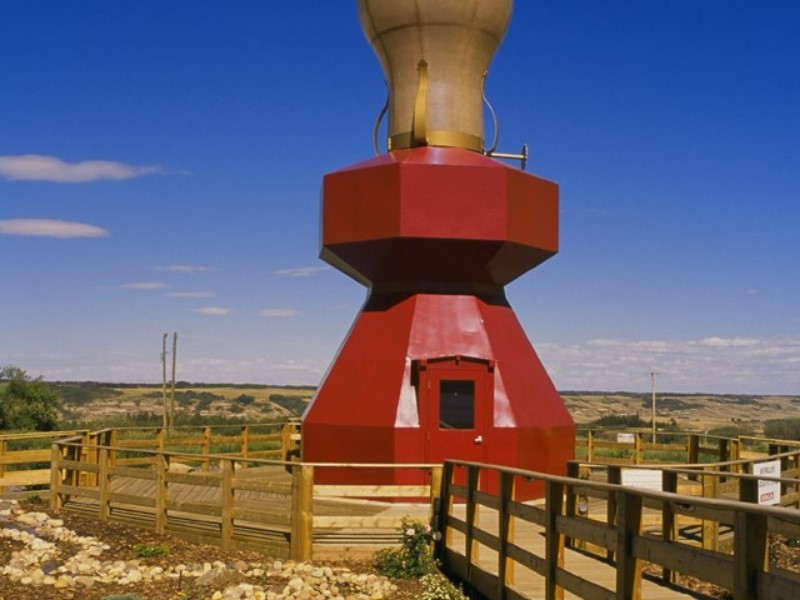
[446,502,702,600]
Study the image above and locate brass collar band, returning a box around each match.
[389,130,483,153]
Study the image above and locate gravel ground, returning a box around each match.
[0,499,424,600]
[3,499,798,600]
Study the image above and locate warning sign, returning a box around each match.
[753,459,781,506]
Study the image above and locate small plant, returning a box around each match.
[420,573,469,600]
[375,517,435,579]
[24,492,43,505]
[133,543,169,558]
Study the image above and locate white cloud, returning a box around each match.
[165,291,214,298]
[536,334,800,394]
[260,308,300,318]
[0,218,108,238]
[192,307,231,316]
[0,154,163,182]
[118,282,167,290]
[272,266,330,278]
[156,265,212,273]
[695,337,759,348]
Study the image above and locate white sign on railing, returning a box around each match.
[617,433,635,444]
[753,459,781,506]
[621,468,663,491]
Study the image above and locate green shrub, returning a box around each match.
[589,413,648,429]
[375,517,435,579]
[24,493,44,505]
[269,394,308,415]
[764,419,800,441]
[420,573,469,599]
[133,543,169,558]
[235,394,255,405]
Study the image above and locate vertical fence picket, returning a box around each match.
[98,447,110,521]
[49,443,63,510]
[544,480,564,600]
[497,470,515,600]
[290,464,313,561]
[221,459,235,549]
[615,490,643,600]
[154,453,168,535]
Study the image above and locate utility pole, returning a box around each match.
[170,332,178,430]
[651,371,657,443]
[161,333,168,430]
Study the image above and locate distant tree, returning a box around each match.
[0,365,59,431]
[235,394,255,406]
[764,419,800,442]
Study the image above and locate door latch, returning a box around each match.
[474,435,483,444]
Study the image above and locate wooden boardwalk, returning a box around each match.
[64,467,701,599]
[449,503,700,600]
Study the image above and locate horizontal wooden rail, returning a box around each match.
[437,459,800,600]
[48,432,440,560]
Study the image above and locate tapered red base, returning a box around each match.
[302,291,574,499]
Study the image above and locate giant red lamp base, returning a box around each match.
[302,291,574,500]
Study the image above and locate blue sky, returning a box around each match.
[2,1,798,394]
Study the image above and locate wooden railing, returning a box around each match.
[4,424,800,596]
[0,430,89,494]
[49,431,438,559]
[436,459,800,600]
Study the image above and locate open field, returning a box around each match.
[562,390,800,433]
[51,382,800,434]
[53,382,314,424]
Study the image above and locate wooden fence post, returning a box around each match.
[156,428,164,452]
[733,507,768,599]
[221,459,235,549]
[661,470,678,583]
[719,438,730,464]
[564,462,580,550]
[429,465,443,523]
[281,424,290,462]
[606,465,621,561]
[435,462,454,560]
[78,431,90,487]
[687,435,699,473]
[730,438,741,468]
[49,443,63,510]
[544,480,565,600]
[701,471,719,551]
[739,477,758,504]
[290,464,313,561]
[587,430,595,462]
[465,465,480,584]
[107,429,118,466]
[98,447,110,521]
[615,490,643,600]
[0,438,7,495]
[240,425,249,468]
[497,470,515,600]
[202,426,211,471]
[634,433,643,464]
[154,454,168,535]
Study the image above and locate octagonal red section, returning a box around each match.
[321,147,558,287]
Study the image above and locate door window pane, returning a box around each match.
[439,380,475,429]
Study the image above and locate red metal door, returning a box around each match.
[421,360,491,464]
